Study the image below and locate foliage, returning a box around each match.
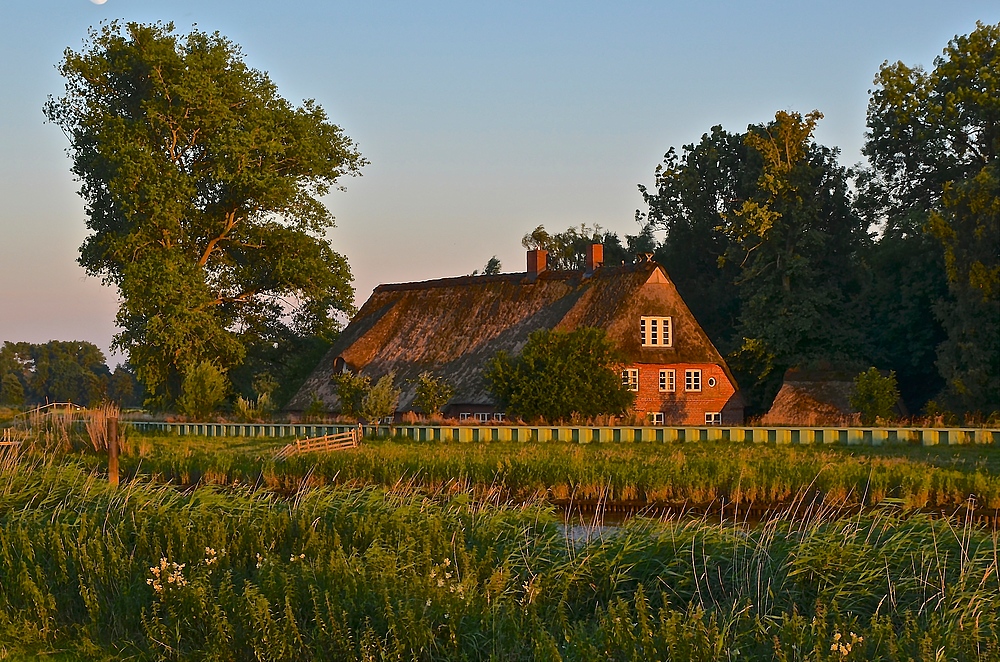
[850,368,901,425]
[303,392,327,422]
[485,328,634,421]
[0,340,111,406]
[638,115,869,415]
[0,372,24,406]
[723,111,868,375]
[44,22,365,407]
[857,234,947,412]
[175,361,228,419]
[521,224,631,269]
[862,21,1000,416]
[471,256,502,276]
[332,371,370,419]
[360,372,401,423]
[411,371,455,416]
[108,363,142,407]
[638,126,750,357]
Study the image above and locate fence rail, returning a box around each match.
[124,421,1000,446]
[1,428,25,447]
[274,428,360,460]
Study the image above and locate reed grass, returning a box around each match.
[0,447,997,660]
[113,434,1000,510]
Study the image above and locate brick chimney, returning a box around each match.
[585,243,604,274]
[527,249,548,277]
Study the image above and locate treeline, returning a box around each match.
[0,341,140,408]
[532,23,999,420]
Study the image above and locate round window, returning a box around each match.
[707,377,717,388]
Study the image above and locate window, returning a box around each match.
[640,316,672,347]
[650,412,664,425]
[705,412,721,425]
[459,413,471,421]
[475,413,491,422]
[621,368,639,392]
[659,369,676,392]
[685,369,701,392]
[493,412,505,421]
[707,377,717,388]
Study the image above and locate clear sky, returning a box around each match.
[1,1,996,365]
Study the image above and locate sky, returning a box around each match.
[1,1,997,366]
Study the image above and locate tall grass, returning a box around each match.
[1,449,998,660]
[114,435,1000,510]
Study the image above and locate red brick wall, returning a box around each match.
[627,363,739,425]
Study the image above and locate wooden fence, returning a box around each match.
[273,427,360,460]
[1,428,25,447]
[125,421,1000,446]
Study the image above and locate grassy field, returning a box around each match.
[1,431,998,659]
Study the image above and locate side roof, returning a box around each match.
[288,260,735,410]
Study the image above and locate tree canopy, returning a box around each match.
[862,21,999,415]
[44,22,365,407]
[0,341,138,407]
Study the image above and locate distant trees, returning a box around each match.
[0,341,137,407]
[45,22,364,409]
[331,371,400,422]
[485,328,634,421]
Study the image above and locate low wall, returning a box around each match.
[126,421,999,446]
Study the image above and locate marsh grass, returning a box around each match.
[109,435,1000,511]
[0,445,998,660]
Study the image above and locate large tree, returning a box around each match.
[639,115,869,415]
[862,21,1000,415]
[45,22,365,407]
[637,126,753,356]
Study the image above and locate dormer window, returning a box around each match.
[640,317,672,347]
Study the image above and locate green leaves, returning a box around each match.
[45,22,365,407]
[863,21,1000,416]
[484,328,634,422]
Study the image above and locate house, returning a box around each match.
[289,245,744,425]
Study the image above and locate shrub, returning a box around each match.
[176,361,228,419]
[332,372,370,419]
[303,393,327,422]
[484,327,634,421]
[850,367,899,425]
[411,372,455,416]
[361,372,401,423]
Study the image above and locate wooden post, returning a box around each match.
[107,416,119,488]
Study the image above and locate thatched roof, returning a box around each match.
[288,260,735,412]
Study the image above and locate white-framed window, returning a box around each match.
[659,369,676,392]
[705,412,721,426]
[493,412,505,421]
[685,369,702,392]
[459,413,471,421]
[640,316,673,347]
[621,368,639,392]
[707,377,717,388]
[475,413,491,422]
[650,412,664,425]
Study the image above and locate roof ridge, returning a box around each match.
[374,261,655,293]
